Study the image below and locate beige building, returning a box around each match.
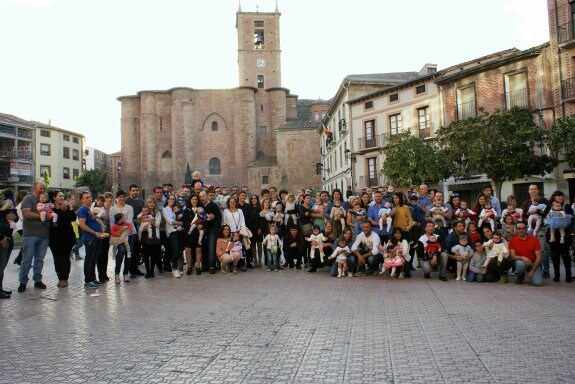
[119,5,322,194]
[34,121,84,191]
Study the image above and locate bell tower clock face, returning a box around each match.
[256,58,266,68]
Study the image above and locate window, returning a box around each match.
[257,126,268,135]
[457,85,476,120]
[40,143,51,156]
[254,29,264,49]
[257,75,264,88]
[73,168,79,180]
[364,120,376,148]
[427,67,437,74]
[161,150,172,159]
[367,157,377,186]
[72,136,79,144]
[39,165,51,177]
[316,163,322,175]
[40,130,50,137]
[63,167,70,179]
[389,114,402,136]
[262,175,269,184]
[211,121,218,131]
[390,93,399,102]
[63,134,70,141]
[364,101,373,109]
[254,20,264,27]
[417,107,431,138]
[63,147,70,159]
[314,111,319,122]
[72,149,79,161]
[505,71,529,109]
[416,84,426,94]
[209,157,221,175]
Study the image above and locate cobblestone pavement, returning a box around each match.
[1,248,575,384]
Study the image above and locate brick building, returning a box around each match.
[118,5,323,194]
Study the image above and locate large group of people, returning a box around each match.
[0,174,574,299]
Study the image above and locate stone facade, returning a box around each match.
[119,7,322,194]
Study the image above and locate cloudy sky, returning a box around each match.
[0,0,549,154]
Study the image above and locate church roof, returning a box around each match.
[344,72,419,83]
[278,119,321,130]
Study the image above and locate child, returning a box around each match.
[527,195,546,234]
[478,200,498,232]
[187,206,207,245]
[0,188,15,212]
[229,231,244,266]
[430,200,448,228]
[37,192,58,224]
[91,195,106,231]
[380,240,405,278]
[482,232,509,267]
[272,203,284,230]
[330,200,346,231]
[110,212,133,262]
[545,200,571,243]
[455,201,475,230]
[332,237,351,278]
[137,206,154,241]
[467,240,487,282]
[172,203,184,231]
[424,234,442,260]
[500,214,516,242]
[306,225,328,264]
[467,222,481,245]
[262,224,281,271]
[350,202,366,236]
[451,234,472,281]
[284,194,298,226]
[378,201,393,233]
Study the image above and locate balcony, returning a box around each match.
[356,133,386,151]
[357,175,384,188]
[562,77,575,100]
[558,21,575,45]
[457,100,476,120]
[17,129,33,140]
[0,147,33,161]
[504,88,530,110]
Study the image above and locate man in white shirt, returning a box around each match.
[351,221,382,275]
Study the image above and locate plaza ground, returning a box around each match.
[1,249,575,384]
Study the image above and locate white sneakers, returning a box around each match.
[172,269,181,278]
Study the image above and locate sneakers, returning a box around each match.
[498,276,508,284]
[84,281,98,289]
[115,274,121,284]
[462,276,467,281]
[34,281,47,289]
[514,276,524,284]
[456,276,461,281]
[123,275,130,282]
[348,272,353,277]
[17,284,26,293]
[172,269,181,278]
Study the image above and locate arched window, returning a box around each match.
[209,157,221,175]
[161,150,172,159]
[211,121,218,131]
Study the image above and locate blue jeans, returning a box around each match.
[19,236,49,284]
[167,232,180,269]
[205,229,218,269]
[83,239,102,283]
[264,248,279,269]
[71,237,83,255]
[535,227,550,274]
[421,252,448,278]
[514,260,543,286]
[466,270,484,282]
[115,244,130,275]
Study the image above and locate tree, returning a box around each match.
[437,107,556,198]
[379,131,450,188]
[184,163,193,185]
[546,115,575,167]
[75,168,112,196]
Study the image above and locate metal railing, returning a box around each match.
[0,147,33,160]
[356,133,386,151]
[457,100,476,120]
[504,88,530,109]
[558,21,575,44]
[562,77,575,100]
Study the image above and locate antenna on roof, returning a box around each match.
[275,0,279,12]
[238,0,241,12]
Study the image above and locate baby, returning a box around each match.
[306,225,328,263]
[455,201,475,230]
[478,200,498,232]
[430,200,448,228]
[482,232,509,267]
[527,195,547,234]
[137,206,154,241]
[545,200,571,243]
[172,203,184,231]
[229,231,243,262]
[91,196,107,231]
[284,194,298,226]
[350,202,366,235]
[330,200,346,231]
[380,240,405,278]
[273,203,284,229]
[110,212,133,258]
[37,192,58,224]
[378,201,393,233]
[331,237,351,278]
[424,234,442,260]
[451,234,472,281]
[188,206,207,245]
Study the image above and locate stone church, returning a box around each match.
[118,4,324,194]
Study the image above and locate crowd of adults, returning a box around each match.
[0,177,573,298]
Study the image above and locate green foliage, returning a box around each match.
[75,168,111,196]
[379,131,450,188]
[185,163,193,185]
[547,116,575,167]
[437,107,556,196]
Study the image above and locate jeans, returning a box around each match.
[0,238,14,289]
[167,232,180,269]
[204,229,218,269]
[71,237,83,256]
[115,244,130,275]
[19,236,49,284]
[83,239,102,283]
[535,227,550,274]
[264,248,280,269]
[514,260,543,286]
[421,252,448,278]
[466,271,484,282]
